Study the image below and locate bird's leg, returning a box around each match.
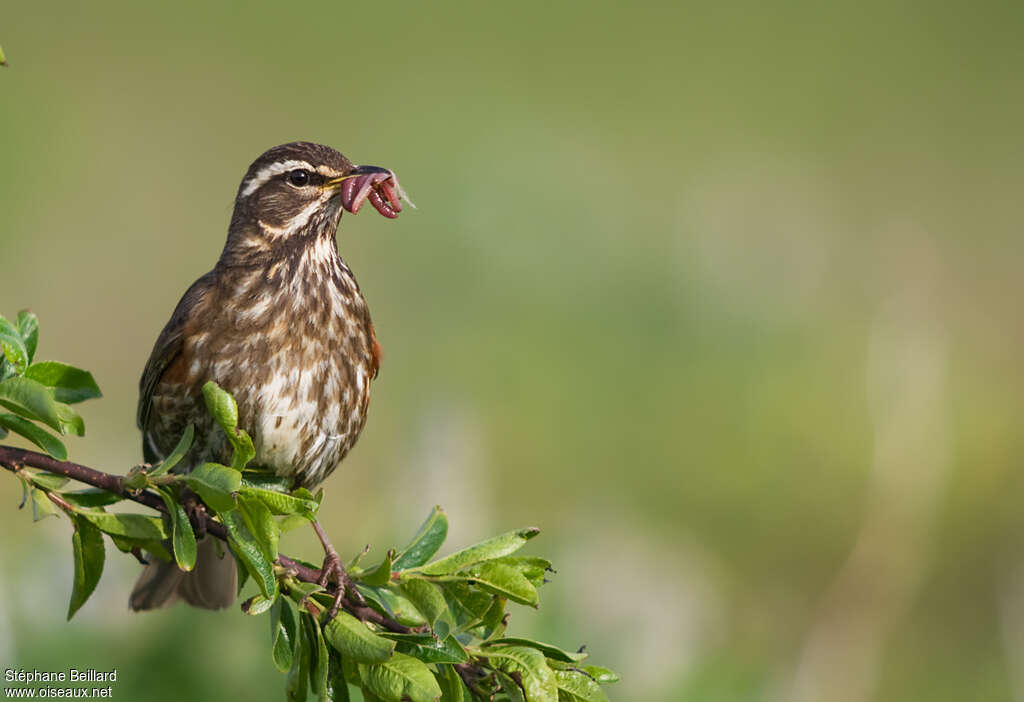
[312,519,364,619]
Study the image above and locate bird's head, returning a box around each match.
[222,142,407,264]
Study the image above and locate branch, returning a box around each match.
[1,304,619,701]
[0,444,412,634]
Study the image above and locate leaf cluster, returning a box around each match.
[0,310,101,460]
[293,505,619,702]
[2,315,619,701]
[197,383,619,701]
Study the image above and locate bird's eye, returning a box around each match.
[287,169,310,186]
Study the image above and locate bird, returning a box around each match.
[129,141,406,611]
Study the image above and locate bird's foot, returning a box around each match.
[317,551,348,620]
[312,520,364,619]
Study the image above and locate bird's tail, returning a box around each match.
[129,536,237,611]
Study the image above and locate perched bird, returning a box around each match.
[130,142,406,610]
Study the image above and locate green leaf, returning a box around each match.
[203,380,239,433]
[242,593,275,615]
[437,581,494,632]
[399,577,448,630]
[0,318,28,373]
[323,611,396,664]
[31,488,59,521]
[27,472,69,491]
[357,586,427,628]
[393,506,448,570]
[279,514,310,534]
[495,669,526,702]
[79,512,167,540]
[581,666,619,685]
[68,515,105,620]
[183,462,241,513]
[483,639,586,664]
[240,471,293,492]
[149,424,194,477]
[360,550,394,587]
[478,596,507,640]
[285,580,327,602]
[485,646,558,702]
[357,652,442,702]
[0,44,6,67]
[347,544,371,571]
[340,648,363,687]
[0,376,63,432]
[16,311,38,363]
[435,664,470,702]
[233,551,250,594]
[418,527,540,576]
[237,492,278,565]
[460,561,538,607]
[108,535,171,562]
[16,473,28,508]
[272,597,298,672]
[157,488,197,571]
[497,556,553,587]
[553,670,610,702]
[238,485,318,519]
[305,613,329,698]
[387,634,468,664]
[287,615,311,702]
[222,508,277,599]
[327,650,352,702]
[24,362,101,404]
[138,539,174,561]
[229,429,255,470]
[55,402,85,436]
[58,488,120,509]
[202,381,255,468]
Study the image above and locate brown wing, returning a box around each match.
[138,272,215,462]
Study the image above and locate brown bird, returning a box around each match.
[130,142,405,610]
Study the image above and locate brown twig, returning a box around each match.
[46,490,75,513]
[0,444,412,634]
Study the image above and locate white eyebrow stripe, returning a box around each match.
[240,159,316,197]
[318,165,346,179]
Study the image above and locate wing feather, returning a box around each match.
[137,272,216,462]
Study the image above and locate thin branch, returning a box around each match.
[0,444,412,634]
[46,490,75,513]
[1,447,129,497]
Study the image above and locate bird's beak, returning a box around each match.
[326,165,405,219]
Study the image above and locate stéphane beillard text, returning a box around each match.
[4,669,117,683]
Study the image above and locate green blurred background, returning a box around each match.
[1,1,1023,700]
